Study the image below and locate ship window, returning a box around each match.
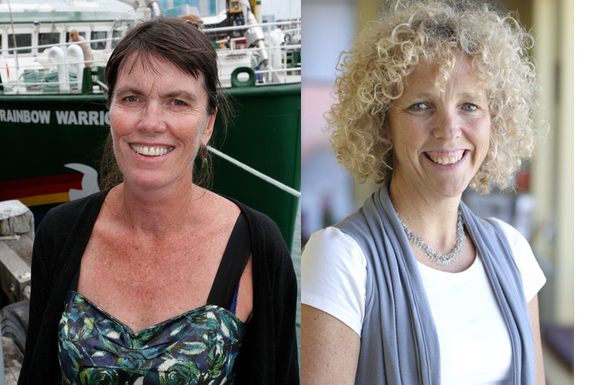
[38,32,60,53]
[8,34,32,54]
[112,30,123,49]
[91,31,107,50]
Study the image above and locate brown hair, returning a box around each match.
[101,17,229,189]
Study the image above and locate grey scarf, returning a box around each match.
[335,181,535,384]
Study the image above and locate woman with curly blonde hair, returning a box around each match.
[301,1,547,384]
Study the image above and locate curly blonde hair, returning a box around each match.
[327,0,546,193]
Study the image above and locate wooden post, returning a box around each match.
[0,201,33,241]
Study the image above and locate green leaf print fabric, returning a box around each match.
[58,291,245,384]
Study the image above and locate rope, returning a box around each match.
[19,69,80,91]
[207,145,301,198]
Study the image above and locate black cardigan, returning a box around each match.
[18,191,299,384]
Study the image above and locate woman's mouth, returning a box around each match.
[130,144,174,157]
[425,150,466,165]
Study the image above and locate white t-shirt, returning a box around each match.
[301,218,546,385]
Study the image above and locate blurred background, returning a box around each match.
[301,0,574,383]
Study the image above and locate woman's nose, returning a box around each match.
[432,108,462,140]
[138,102,166,133]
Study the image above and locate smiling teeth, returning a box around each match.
[131,144,174,156]
[430,154,463,165]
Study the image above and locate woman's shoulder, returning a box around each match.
[302,227,368,336]
[218,194,293,261]
[486,217,531,254]
[303,226,367,274]
[32,192,105,267]
[39,191,104,230]
[486,217,546,302]
[305,227,365,259]
[220,195,281,235]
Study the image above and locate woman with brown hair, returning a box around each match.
[20,18,299,384]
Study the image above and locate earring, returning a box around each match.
[201,147,209,176]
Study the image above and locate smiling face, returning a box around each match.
[109,54,216,191]
[388,54,491,200]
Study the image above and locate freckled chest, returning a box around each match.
[77,210,236,332]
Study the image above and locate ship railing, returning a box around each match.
[0,36,118,67]
[203,20,301,84]
[0,36,118,55]
[0,20,300,92]
[0,36,117,92]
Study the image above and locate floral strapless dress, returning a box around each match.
[57,212,251,385]
[58,291,245,384]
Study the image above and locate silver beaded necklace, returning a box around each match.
[394,208,465,266]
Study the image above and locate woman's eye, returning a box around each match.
[462,103,478,112]
[409,102,428,111]
[123,96,139,103]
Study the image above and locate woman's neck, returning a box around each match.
[111,180,204,237]
[388,178,462,253]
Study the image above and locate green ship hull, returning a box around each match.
[0,80,301,250]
